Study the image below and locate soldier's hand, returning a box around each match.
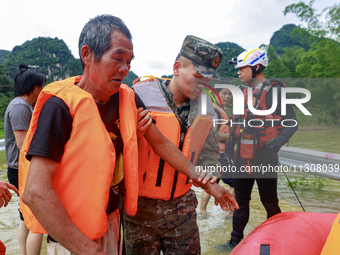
[206,183,239,212]
[137,107,152,138]
[229,187,235,198]
[193,166,219,184]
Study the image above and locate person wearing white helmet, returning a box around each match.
[229,48,268,84]
[220,48,298,250]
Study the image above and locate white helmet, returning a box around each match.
[231,49,268,69]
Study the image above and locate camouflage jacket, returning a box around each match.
[160,79,220,168]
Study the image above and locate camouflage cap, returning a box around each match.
[180,35,223,81]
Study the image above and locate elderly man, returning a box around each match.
[20,15,237,255]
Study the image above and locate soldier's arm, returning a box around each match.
[144,123,238,211]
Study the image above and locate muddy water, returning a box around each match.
[1,129,339,254]
[289,128,340,154]
[2,167,339,255]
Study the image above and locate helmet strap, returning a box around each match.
[248,65,265,85]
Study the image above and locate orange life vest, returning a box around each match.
[19,77,138,240]
[74,76,139,216]
[230,80,285,160]
[133,77,214,200]
[213,103,230,152]
[233,80,284,146]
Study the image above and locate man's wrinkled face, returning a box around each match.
[90,30,134,96]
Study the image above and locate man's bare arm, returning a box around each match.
[22,156,107,255]
[13,130,28,150]
[218,132,229,141]
[143,123,239,211]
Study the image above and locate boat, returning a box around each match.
[230,211,337,255]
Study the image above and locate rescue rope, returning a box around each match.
[269,147,306,212]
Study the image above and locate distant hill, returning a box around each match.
[269,24,312,55]
[3,37,82,83]
[0,50,10,65]
[123,71,138,87]
[215,42,244,79]
[0,64,14,136]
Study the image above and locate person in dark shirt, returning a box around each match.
[21,15,238,255]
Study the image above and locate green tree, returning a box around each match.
[284,0,340,42]
[284,1,340,79]
[264,45,291,78]
[0,64,14,136]
[283,1,340,126]
[0,64,14,97]
[0,50,10,65]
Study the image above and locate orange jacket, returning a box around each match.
[19,77,138,240]
[134,78,213,200]
[232,80,284,146]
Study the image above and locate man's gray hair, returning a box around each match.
[78,14,132,71]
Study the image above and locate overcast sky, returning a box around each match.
[1,0,338,77]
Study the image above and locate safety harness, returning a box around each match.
[230,79,286,163]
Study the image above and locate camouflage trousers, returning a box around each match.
[124,212,200,255]
[124,189,200,255]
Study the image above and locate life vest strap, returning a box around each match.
[156,159,166,187]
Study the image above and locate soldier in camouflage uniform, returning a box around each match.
[124,35,236,255]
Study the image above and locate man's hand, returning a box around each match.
[229,187,235,198]
[0,180,18,208]
[205,183,239,212]
[266,134,288,154]
[137,107,152,138]
[189,166,220,184]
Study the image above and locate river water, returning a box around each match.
[0,128,339,254]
